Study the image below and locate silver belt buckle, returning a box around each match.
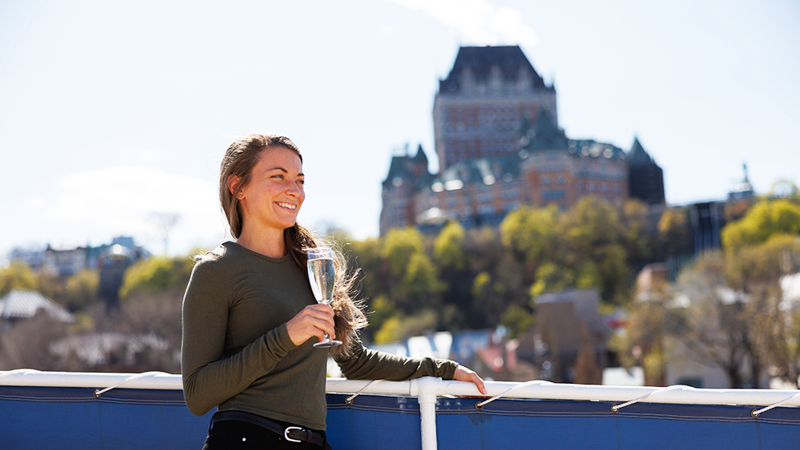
[284,426,303,443]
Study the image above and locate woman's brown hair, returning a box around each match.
[219,132,367,356]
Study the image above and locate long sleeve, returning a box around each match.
[179,243,329,430]
[334,336,458,381]
[180,257,297,417]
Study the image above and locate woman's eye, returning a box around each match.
[297,179,305,186]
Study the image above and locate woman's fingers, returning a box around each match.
[453,364,487,395]
[286,304,336,346]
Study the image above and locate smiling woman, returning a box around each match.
[181,132,486,449]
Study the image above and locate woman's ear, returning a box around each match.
[228,175,241,196]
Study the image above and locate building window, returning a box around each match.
[541,176,551,185]
[478,193,493,203]
[478,205,494,214]
[502,190,518,199]
[542,190,566,201]
[557,176,565,184]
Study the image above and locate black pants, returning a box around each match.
[202,418,330,450]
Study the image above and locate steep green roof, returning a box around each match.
[628,137,653,165]
[438,45,550,95]
[520,110,568,152]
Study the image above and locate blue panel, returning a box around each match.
[327,394,800,450]
[0,386,213,450]
[326,394,422,450]
[4,386,800,450]
[434,398,800,450]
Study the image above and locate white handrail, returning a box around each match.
[2,371,800,408]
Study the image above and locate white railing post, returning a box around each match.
[410,377,440,450]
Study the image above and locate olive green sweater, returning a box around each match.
[181,242,457,431]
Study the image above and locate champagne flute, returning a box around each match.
[306,247,342,348]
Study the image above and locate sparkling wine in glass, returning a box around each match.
[307,247,342,348]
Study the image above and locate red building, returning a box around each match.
[380,46,664,235]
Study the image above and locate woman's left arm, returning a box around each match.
[335,338,486,395]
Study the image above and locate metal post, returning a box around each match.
[411,377,440,450]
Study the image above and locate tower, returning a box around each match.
[379,145,433,234]
[627,138,666,205]
[432,46,557,171]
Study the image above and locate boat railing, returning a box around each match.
[2,370,800,449]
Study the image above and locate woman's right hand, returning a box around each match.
[286,303,336,346]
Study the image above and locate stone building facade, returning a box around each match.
[433,46,557,171]
[380,45,665,235]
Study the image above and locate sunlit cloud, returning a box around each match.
[47,166,226,252]
[388,0,537,46]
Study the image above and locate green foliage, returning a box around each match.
[500,205,559,264]
[365,295,395,337]
[433,221,466,270]
[380,228,425,276]
[374,315,402,344]
[500,304,535,339]
[119,255,194,300]
[471,272,492,300]
[64,270,99,311]
[0,261,38,297]
[373,309,439,344]
[563,197,621,255]
[722,199,800,251]
[530,262,572,298]
[620,200,654,265]
[348,237,381,300]
[402,252,446,297]
[657,207,693,257]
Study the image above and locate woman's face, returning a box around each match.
[237,146,305,234]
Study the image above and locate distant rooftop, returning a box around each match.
[0,289,75,323]
[438,45,549,95]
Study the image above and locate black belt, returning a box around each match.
[212,411,330,449]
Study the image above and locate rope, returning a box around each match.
[93,371,169,398]
[750,392,800,419]
[475,380,553,410]
[0,368,40,379]
[345,380,381,405]
[611,385,689,413]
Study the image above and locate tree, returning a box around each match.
[119,254,195,300]
[500,304,534,339]
[560,197,630,304]
[500,205,559,280]
[722,199,800,251]
[667,235,800,388]
[672,253,757,387]
[619,199,655,268]
[0,261,38,298]
[433,221,466,271]
[378,227,446,313]
[609,283,671,386]
[64,269,99,311]
[380,227,425,277]
[725,235,800,387]
[657,207,693,258]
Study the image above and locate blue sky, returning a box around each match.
[1,0,798,259]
